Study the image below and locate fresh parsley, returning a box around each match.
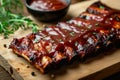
[0,0,39,38]
[99,5,105,9]
[70,32,75,36]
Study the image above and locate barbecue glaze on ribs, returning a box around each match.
[9,1,120,73]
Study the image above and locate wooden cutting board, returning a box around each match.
[0,0,120,80]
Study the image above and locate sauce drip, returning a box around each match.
[29,0,67,11]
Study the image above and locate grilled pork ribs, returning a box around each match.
[9,1,120,73]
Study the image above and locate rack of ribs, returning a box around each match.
[9,1,120,73]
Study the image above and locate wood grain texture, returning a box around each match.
[0,65,13,80]
[0,0,120,80]
[0,55,23,80]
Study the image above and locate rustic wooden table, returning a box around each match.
[0,0,120,80]
[0,1,85,80]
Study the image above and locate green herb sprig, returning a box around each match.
[0,0,39,38]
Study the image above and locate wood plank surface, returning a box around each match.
[0,66,13,80]
[0,55,23,80]
[0,0,120,80]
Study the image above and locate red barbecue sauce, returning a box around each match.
[29,0,67,11]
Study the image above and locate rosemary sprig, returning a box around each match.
[0,0,39,38]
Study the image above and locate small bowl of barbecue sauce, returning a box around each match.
[25,0,71,22]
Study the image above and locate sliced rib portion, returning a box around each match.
[9,1,120,73]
